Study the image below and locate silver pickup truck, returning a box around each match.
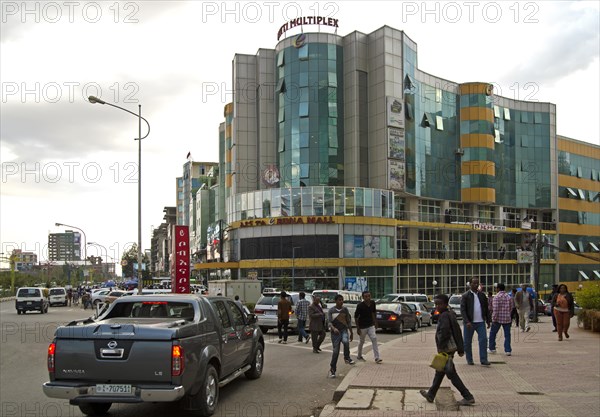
[42,294,264,416]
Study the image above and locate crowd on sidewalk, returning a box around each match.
[273,278,578,410]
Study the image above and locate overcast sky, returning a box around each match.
[1,1,599,274]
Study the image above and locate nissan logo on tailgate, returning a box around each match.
[107,341,118,349]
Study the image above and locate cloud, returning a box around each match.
[500,6,600,85]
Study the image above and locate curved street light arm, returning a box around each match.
[88,96,150,139]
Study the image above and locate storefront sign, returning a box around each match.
[517,250,534,264]
[171,225,190,293]
[277,16,339,40]
[240,216,335,227]
[472,222,506,231]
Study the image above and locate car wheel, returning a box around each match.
[396,321,404,334]
[94,299,100,306]
[197,365,219,416]
[78,402,111,416]
[16,310,21,315]
[428,317,433,326]
[417,318,422,328]
[245,343,264,380]
[412,320,418,332]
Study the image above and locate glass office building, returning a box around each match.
[194,25,599,297]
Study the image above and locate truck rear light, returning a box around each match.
[172,345,184,376]
[48,342,56,372]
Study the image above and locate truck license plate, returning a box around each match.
[96,384,132,395]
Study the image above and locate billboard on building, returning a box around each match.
[206,222,222,261]
[389,159,405,191]
[386,96,404,128]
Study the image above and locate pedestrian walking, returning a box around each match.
[308,295,326,353]
[328,294,355,378]
[295,292,311,343]
[354,291,382,363]
[420,294,475,406]
[277,291,292,344]
[549,284,559,332]
[551,284,574,341]
[510,288,520,327]
[515,283,534,332]
[488,283,513,356]
[460,278,491,366]
[234,295,244,311]
[67,288,73,307]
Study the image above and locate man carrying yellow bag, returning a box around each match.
[421,294,475,406]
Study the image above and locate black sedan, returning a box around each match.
[376,302,419,334]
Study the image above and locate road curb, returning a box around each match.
[333,366,360,401]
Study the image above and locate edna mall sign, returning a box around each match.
[277,16,339,40]
[240,216,335,227]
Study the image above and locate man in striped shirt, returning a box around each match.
[296,292,311,343]
[488,283,513,356]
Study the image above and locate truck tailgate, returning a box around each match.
[54,323,176,383]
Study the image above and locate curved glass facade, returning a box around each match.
[228,186,394,222]
[276,41,344,187]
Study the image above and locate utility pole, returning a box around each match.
[532,229,543,323]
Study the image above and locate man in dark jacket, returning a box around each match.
[421,294,475,406]
[460,278,491,366]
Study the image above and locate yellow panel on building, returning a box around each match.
[461,161,496,176]
[461,134,495,149]
[461,187,496,203]
[459,82,493,96]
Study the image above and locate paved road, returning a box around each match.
[0,300,422,416]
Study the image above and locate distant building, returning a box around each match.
[11,249,38,271]
[556,137,600,281]
[48,231,81,261]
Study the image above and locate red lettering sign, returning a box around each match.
[171,225,190,294]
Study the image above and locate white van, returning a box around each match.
[15,287,49,314]
[311,289,362,322]
[379,293,429,303]
[48,287,67,306]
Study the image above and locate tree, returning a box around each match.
[121,244,150,279]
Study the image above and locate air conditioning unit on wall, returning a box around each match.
[455,148,464,156]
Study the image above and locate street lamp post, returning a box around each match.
[88,96,150,295]
[55,222,87,285]
[432,280,438,296]
[292,247,301,292]
[88,242,116,280]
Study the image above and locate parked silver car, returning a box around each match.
[405,301,433,327]
[448,295,463,319]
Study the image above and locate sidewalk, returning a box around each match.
[321,318,600,417]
